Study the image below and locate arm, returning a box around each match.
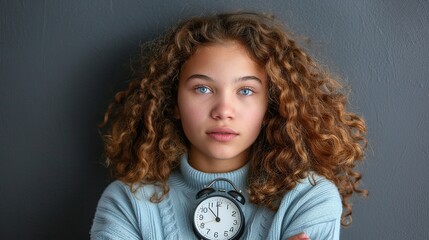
[281,176,342,240]
[90,181,142,240]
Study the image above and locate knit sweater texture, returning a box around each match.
[91,155,342,239]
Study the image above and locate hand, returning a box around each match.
[215,201,221,222]
[208,206,217,218]
[288,232,310,240]
[203,219,216,224]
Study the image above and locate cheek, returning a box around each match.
[178,103,205,132]
[243,106,267,136]
[248,115,264,132]
[247,102,268,124]
[179,102,202,120]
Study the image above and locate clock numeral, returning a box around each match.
[194,196,243,239]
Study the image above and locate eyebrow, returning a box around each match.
[186,74,263,84]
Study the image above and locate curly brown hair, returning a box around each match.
[100,12,367,226]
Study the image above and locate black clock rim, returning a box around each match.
[192,194,245,240]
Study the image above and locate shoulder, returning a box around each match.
[98,180,161,206]
[100,180,131,198]
[285,173,340,203]
[282,173,342,216]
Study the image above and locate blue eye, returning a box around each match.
[196,86,211,94]
[239,88,254,96]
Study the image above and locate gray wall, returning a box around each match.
[1,1,428,239]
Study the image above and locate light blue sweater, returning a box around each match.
[91,155,342,239]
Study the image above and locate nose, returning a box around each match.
[210,93,235,120]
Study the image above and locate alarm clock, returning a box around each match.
[192,178,245,240]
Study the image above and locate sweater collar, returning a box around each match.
[179,154,249,192]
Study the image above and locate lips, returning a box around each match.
[206,127,239,142]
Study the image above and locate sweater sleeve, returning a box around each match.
[281,176,342,240]
[90,181,142,240]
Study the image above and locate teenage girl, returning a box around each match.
[91,12,367,240]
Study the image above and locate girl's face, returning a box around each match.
[177,41,268,173]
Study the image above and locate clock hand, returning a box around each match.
[216,201,219,218]
[203,219,216,224]
[208,206,217,218]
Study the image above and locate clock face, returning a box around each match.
[193,195,244,240]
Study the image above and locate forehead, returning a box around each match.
[192,41,258,62]
[181,41,265,75]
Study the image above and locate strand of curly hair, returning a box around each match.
[99,12,367,226]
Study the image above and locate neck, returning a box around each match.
[187,151,248,173]
[178,154,250,191]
